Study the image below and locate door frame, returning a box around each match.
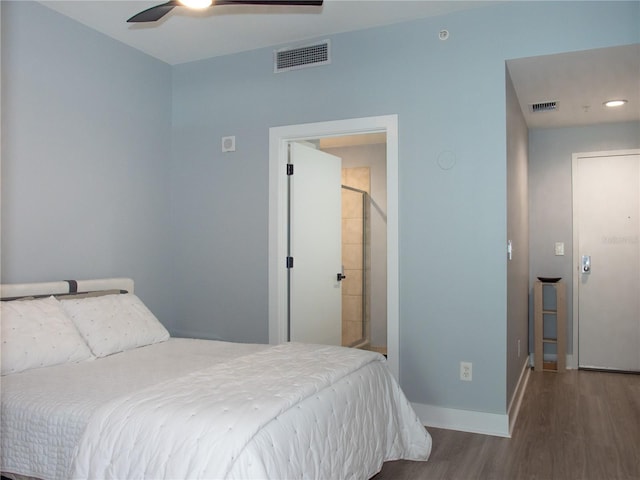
[571,148,640,369]
[268,115,399,379]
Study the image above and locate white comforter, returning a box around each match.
[2,339,431,480]
[1,339,268,480]
[70,342,431,479]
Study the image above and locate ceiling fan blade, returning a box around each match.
[215,0,323,6]
[127,0,322,23]
[127,1,180,23]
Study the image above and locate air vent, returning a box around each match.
[529,101,558,113]
[274,40,330,73]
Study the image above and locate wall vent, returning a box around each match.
[529,101,558,113]
[274,40,330,73]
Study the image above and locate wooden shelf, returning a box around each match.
[534,280,566,372]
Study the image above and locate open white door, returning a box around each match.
[574,150,640,371]
[288,142,343,345]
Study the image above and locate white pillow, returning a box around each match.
[1,296,94,375]
[60,294,169,357]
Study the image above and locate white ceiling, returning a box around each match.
[40,0,493,65]
[507,44,640,129]
[39,1,639,128]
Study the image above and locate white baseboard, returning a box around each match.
[412,402,510,438]
[413,359,532,439]
[507,357,531,435]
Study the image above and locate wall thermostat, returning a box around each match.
[221,136,236,153]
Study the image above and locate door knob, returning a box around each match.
[337,273,346,282]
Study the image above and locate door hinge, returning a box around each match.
[286,164,294,176]
[286,256,294,268]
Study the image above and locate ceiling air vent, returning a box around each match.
[529,101,559,113]
[274,40,330,73]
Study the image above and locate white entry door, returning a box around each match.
[574,150,640,371]
[288,142,343,345]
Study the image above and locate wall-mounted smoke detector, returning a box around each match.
[274,40,330,73]
[529,101,558,113]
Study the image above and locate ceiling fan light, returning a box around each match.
[604,99,628,108]
[178,0,212,9]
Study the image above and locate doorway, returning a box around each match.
[572,149,640,372]
[322,136,387,354]
[287,139,385,353]
[268,115,399,378]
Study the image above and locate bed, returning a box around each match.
[0,278,432,480]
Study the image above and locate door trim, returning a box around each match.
[268,115,399,379]
[571,148,640,369]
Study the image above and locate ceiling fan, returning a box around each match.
[128,0,324,23]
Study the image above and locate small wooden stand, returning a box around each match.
[534,279,566,372]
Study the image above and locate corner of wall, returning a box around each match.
[507,356,531,435]
[413,403,511,438]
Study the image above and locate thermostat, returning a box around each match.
[221,136,236,153]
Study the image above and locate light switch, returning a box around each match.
[555,242,565,256]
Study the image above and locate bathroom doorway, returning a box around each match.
[286,136,387,354]
[268,115,399,378]
[320,135,387,355]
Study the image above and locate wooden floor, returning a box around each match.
[373,369,640,480]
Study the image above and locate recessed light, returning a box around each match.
[604,99,628,108]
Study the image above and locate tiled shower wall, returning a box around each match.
[341,167,370,347]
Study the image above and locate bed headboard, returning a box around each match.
[0,278,134,301]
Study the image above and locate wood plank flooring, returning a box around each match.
[373,369,640,480]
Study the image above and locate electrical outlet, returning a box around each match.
[460,361,472,381]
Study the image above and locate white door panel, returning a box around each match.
[575,152,640,371]
[289,142,342,345]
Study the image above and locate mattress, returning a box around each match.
[1,338,431,480]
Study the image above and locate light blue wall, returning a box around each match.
[1,2,174,324]
[170,2,639,414]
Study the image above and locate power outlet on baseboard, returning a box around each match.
[460,361,472,381]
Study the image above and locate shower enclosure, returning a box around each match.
[341,182,371,349]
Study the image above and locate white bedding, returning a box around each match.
[1,338,268,480]
[2,339,431,480]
